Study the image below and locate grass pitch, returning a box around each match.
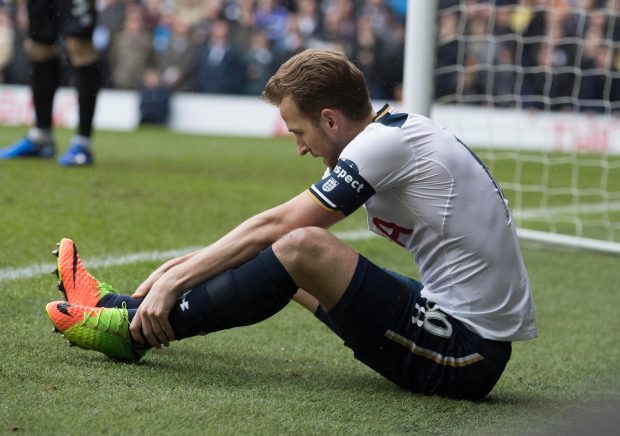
[0,125,619,435]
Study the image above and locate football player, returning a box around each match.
[46,49,536,400]
[0,0,101,165]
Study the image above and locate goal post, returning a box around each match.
[403,0,437,117]
[402,0,620,254]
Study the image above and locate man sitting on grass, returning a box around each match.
[46,49,536,400]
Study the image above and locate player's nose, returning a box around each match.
[297,142,310,156]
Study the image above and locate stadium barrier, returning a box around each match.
[2,84,620,154]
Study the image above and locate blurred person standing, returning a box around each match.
[253,0,289,45]
[157,14,198,92]
[243,30,275,95]
[109,5,153,89]
[4,2,30,85]
[139,67,170,125]
[0,6,13,83]
[0,0,103,166]
[195,19,244,94]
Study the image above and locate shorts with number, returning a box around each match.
[329,255,512,400]
[28,0,97,44]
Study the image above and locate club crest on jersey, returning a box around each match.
[322,177,339,192]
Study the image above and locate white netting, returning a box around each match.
[435,0,620,112]
[432,0,620,251]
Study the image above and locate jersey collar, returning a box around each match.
[372,104,393,123]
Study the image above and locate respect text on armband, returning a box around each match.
[332,164,365,193]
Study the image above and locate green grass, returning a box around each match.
[478,150,620,241]
[1,126,619,435]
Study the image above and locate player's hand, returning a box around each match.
[133,257,183,299]
[130,272,179,348]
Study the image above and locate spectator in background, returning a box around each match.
[4,2,29,85]
[175,0,205,30]
[228,0,256,52]
[254,0,289,45]
[435,10,460,101]
[243,30,275,95]
[109,5,154,89]
[157,14,198,92]
[492,4,515,37]
[492,42,518,107]
[195,19,245,93]
[140,66,170,124]
[152,8,174,56]
[93,0,127,88]
[351,14,384,98]
[465,15,493,66]
[0,6,14,83]
[278,13,306,61]
[579,43,616,113]
[379,17,405,100]
[308,4,353,55]
[295,0,320,41]
[327,0,357,43]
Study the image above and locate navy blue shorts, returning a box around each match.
[329,255,512,400]
[28,0,97,44]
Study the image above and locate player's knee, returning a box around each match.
[24,39,57,62]
[64,37,100,66]
[275,227,333,267]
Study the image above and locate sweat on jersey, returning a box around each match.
[307,105,537,342]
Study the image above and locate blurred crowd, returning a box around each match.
[437,0,620,113]
[0,0,406,102]
[1,0,619,115]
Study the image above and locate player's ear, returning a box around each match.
[320,108,337,130]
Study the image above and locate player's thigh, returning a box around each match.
[327,256,510,398]
[27,0,58,44]
[328,256,423,354]
[64,37,99,66]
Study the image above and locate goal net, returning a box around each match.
[425,0,620,253]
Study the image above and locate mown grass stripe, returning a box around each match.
[0,230,377,283]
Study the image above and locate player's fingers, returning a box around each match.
[141,317,161,349]
[161,318,176,345]
[131,287,149,298]
[129,313,145,346]
[146,316,169,348]
[134,277,156,297]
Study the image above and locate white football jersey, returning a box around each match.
[308,105,537,341]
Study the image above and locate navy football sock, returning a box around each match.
[31,58,60,130]
[73,61,101,138]
[98,293,143,309]
[164,246,297,341]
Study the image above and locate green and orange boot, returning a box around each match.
[52,238,119,306]
[45,301,147,362]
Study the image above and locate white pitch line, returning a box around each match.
[515,200,620,220]
[0,230,378,284]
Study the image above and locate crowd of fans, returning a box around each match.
[437,0,620,113]
[0,0,619,117]
[0,0,406,102]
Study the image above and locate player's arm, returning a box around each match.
[135,191,342,298]
[130,191,344,347]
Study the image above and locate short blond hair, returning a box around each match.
[262,49,373,123]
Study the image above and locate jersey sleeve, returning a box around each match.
[339,122,414,193]
[307,159,376,216]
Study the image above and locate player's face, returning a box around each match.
[280,96,340,168]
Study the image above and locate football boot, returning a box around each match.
[0,136,56,159]
[52,238,118,307]
[58,141,93,166]
[46,301,147,362]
